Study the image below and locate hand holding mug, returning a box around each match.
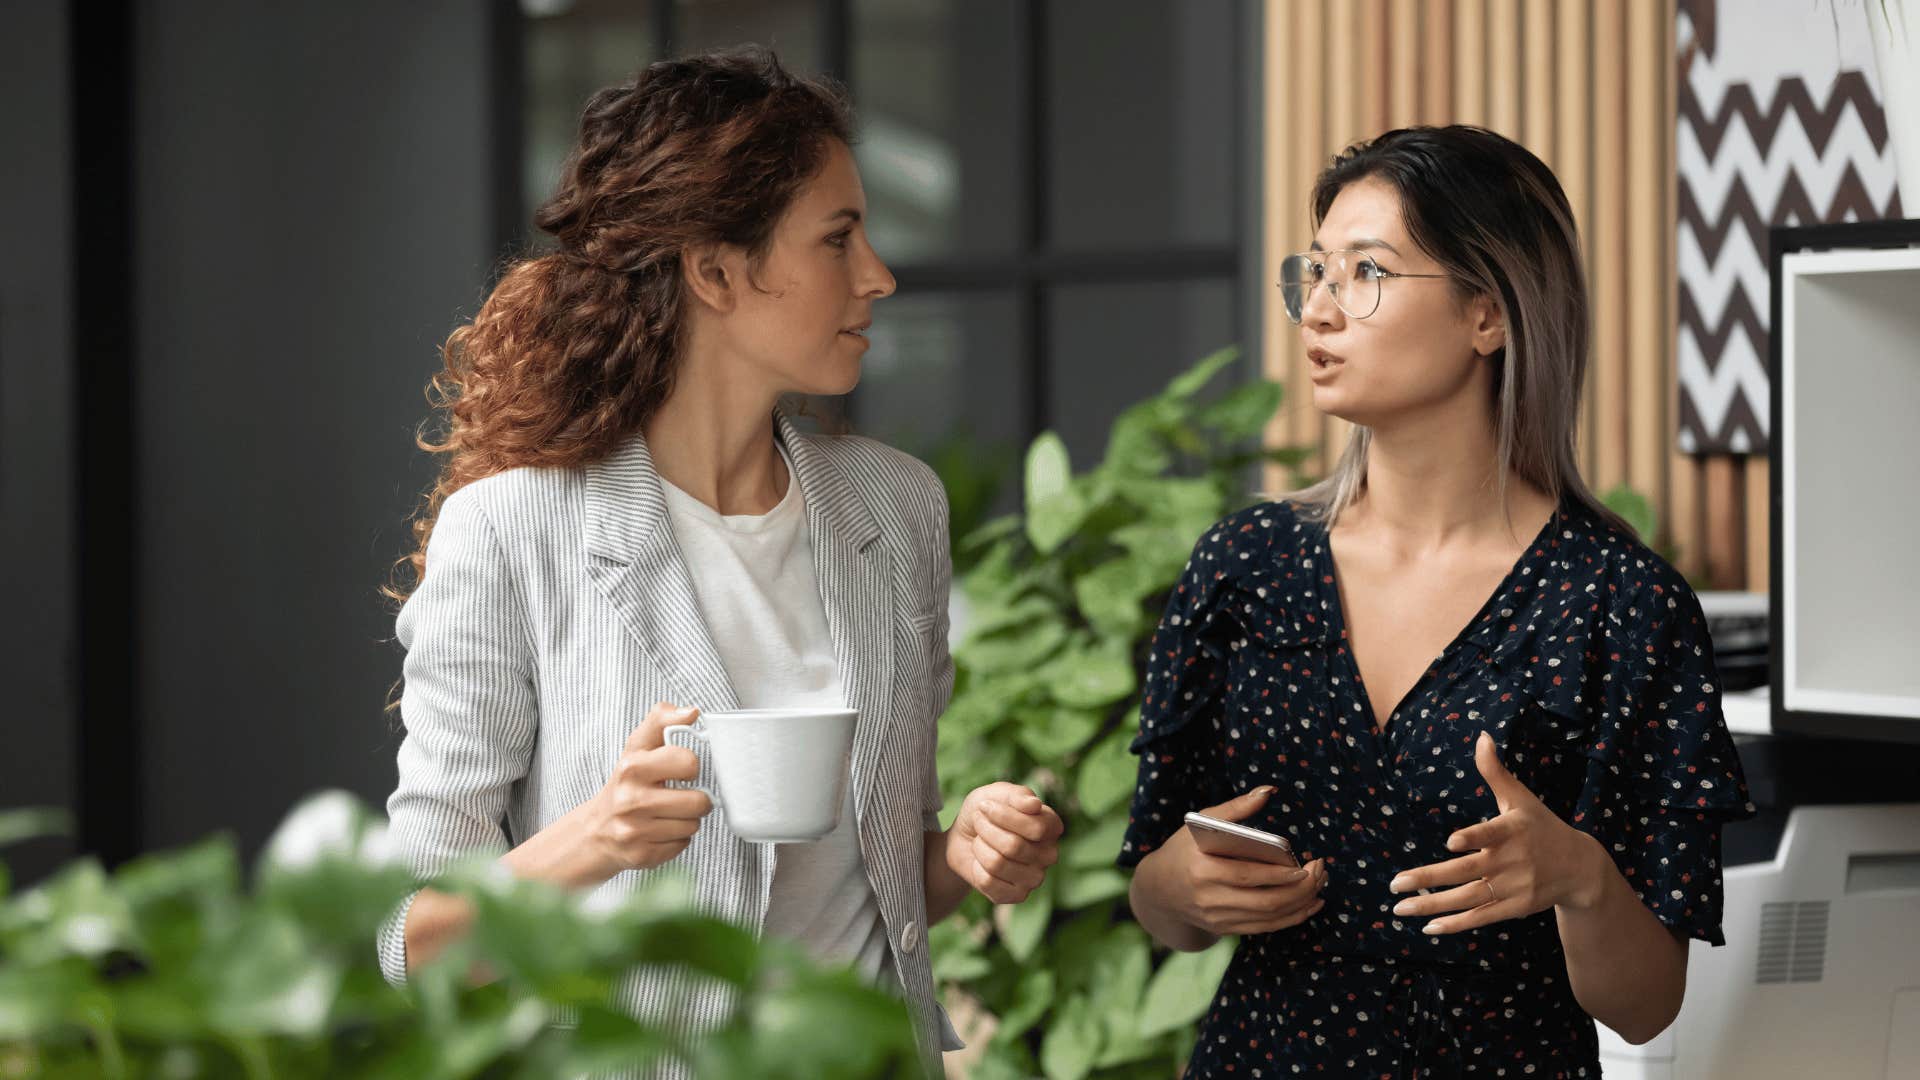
[583,701,715,874]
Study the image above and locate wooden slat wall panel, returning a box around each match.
[1626,0,1668,512]
[1278,0,1327,464]
[1746,457,1770,593]
[1259,0,1764,591]
[1365,0,1391,136]
[1522,0,1555,153]
[1322,0,1361,460]
[1455,0,1487,127]
[1261,0,1295,487]
[1704,455,1743,587]
[1389,0,1421,130]
[1422,0,1454,124]
[1487,0,1522,137]
[1554,0,1595,470]
[1590,0,1628,494]
[1662,0,1704,583]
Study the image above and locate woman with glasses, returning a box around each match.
[1118,126,1753,1077]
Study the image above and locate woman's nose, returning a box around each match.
[859,244,896,300]
[1300,279,1344,329]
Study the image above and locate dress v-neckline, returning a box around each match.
[1321,503,1563,737]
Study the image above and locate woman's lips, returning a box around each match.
[1307,346,1344,375]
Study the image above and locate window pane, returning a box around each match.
[852,0,1023,262]
[1046,278,1239,468]
[523,1,663,228]
[853,291,1025,521]
[1046,0,1238,253]
[675,0,822,71]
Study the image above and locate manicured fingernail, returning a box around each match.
[1392,900,1413,916]
[1422,921,1442,935]
[1389,876,1411,893]
[1256,785,1278,796]
[1445,835,1463,852]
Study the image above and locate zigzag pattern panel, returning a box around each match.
[1676,7,1903,453]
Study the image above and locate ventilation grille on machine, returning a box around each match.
[1756,901,1829,984]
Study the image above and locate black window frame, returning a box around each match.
[505,0,1261,448]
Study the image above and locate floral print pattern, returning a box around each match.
[1117,498,1755,1077]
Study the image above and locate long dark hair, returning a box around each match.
[388,47,853,603]
[1291,124,1629,537]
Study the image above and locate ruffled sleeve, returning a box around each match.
[1117,521,1239,868]
[1572,573,1756,945]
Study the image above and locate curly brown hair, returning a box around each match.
[387,47,853,604]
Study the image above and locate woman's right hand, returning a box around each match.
[1139,787,1328,939]
[580,701,714,876]
[412,702,713,975]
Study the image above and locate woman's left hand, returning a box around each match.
[946,782,1065,904]
[1387,731,1611,934]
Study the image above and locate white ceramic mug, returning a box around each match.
[663,707,857,843]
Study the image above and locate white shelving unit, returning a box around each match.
[1615,227,1920,1080]
[1776,245,1920,739]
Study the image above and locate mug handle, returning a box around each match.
[662,724,722,810]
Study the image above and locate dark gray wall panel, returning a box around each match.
[0,0,79,886]
[133,2,497,857]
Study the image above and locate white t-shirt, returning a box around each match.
[658,446,892,982]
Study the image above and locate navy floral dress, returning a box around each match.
[1117,497,1754,1078]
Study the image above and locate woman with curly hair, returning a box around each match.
[377,47,1061,1071]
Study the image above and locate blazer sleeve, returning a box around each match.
[376,486,540,985]
[922,469,955,833]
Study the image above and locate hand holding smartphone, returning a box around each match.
[1183,811,1301,867]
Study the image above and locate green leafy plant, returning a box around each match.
[922,435,1018,576]
[0,795,919,1080]
[1597,482,1685,569]
[930,348,1310,1080]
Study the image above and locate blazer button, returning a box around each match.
[899,920,920,953]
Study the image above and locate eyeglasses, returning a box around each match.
[1278,249,1452,323]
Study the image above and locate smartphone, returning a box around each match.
[1183,811,1301,867]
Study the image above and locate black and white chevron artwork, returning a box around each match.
[1677,0,1903,453]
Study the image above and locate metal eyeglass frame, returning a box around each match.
[1278,249,1453,323]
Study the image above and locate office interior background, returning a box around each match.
[2,0,1261,883]
[4,1,1918,1077]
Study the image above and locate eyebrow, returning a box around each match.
[823,208,863,226]
[1309,237,1403,256]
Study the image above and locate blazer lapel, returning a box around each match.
[583,435,774,925]
[582,411,898,911]
[776,410,897,827]
[581,432,740,718]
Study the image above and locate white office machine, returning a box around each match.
[1600,222,1920,1079]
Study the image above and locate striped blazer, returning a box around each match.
[377,408,962,1070]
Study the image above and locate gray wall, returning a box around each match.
[129,2,499,857]
[0,0,78,884]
